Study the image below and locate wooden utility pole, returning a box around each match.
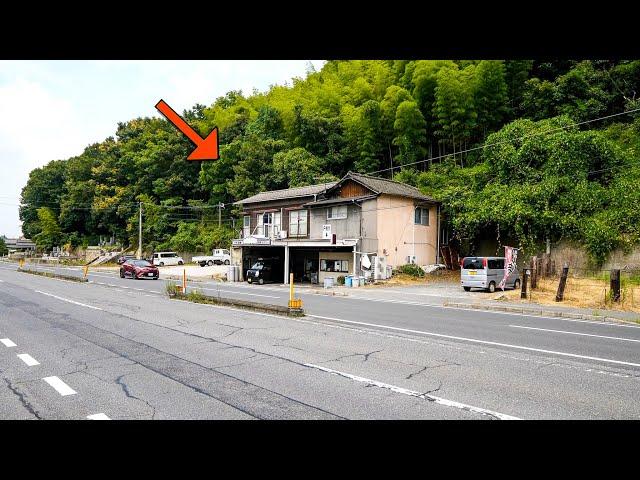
[610,269,621,302]
[138,201,143,260]
[530,256,538,289]
[555,263,569,302]
[520,267,529,299]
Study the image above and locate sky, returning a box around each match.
[0,60,325,238]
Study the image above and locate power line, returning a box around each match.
[366,106,640,176]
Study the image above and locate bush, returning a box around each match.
[337,275,345,285]
[165,282,181,296]
[395,264,425,278]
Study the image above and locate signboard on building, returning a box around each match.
[232,237,272,246]
[322,224,332,240]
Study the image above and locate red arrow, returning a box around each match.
[155,99,219,161]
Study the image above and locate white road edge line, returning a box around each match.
[35,290,103,311]
[304,363,520,420]
[43,376,77,396]
[87,413,110,420]
[308,314,640,369]
[1,338,17,347]
[17,353,40,366]
[509,324,640,343]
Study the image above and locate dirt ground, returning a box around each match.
[368,270,460,288]
[500,275,640,314]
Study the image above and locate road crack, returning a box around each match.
[115,374,157,420]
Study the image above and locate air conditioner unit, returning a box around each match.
[279,230,287,239]
[374,256,388,280]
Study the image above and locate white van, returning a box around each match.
[460,256,520,293]
[152,251,184,267]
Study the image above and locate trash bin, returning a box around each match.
[345,275,353,287]
[359,276,366,286]
[227,265,235,282]
[324,277,334,289]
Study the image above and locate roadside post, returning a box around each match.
[183,269,187,294]
[520,267,529,299]
[288,272,302,310]
[555,263,569,302]
[83,265,89,280]
[610,269,621,302]
[19,258,24,269]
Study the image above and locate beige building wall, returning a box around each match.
[318,251,353,284]
[376,194,438,268]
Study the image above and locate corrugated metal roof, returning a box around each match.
[234,182,337,205]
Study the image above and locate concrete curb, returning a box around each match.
[18,268,88,283]
[443,301,640,325]
[170,292,304,317]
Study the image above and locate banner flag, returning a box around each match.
[499,246,518,291]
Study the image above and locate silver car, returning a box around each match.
[460,256,521,293]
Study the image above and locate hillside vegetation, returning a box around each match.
[19,60,640,264]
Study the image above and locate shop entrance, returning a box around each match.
[289,248,320,284]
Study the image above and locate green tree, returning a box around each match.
[272,147,333,188]
[473,60,509,138]
[392,101,426,166]
[0,237,8,256]
[34,207,63,251]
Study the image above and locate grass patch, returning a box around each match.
[502,275,640,313]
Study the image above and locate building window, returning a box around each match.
[243,216,250,238]
[289,210,307,237]
[415,207,429,226]
[257,212,281,237]
[320,259,349,272]
[327,205,348,220]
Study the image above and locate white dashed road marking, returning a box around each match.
[304,363,521,420]
[87,413,110,420]
[35,290,103,311]
[17,353,40,366]
[43,376,77,396]
[1,338,17,347]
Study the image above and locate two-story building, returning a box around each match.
[232,171,441,284]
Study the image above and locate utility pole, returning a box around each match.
[217,202,225,228]
[138,201,143,260]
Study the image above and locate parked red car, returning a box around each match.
[119,259,159,280]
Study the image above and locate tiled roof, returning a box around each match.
[303,195,378,207]
[335,171,440,203]
[234,182,337,205]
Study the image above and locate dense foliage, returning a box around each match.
[19,60,640,263]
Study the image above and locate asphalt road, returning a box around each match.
[1,261,640,419]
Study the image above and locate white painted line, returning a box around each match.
[35,290,103,311]
[17,353,40,366]
[304,363,521,420]
[1,338,17,347]
[509,325,640,343]
[0,279,4,282]
[308,314,640,369]
[43,376,77,396]
[87,413,110,420]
